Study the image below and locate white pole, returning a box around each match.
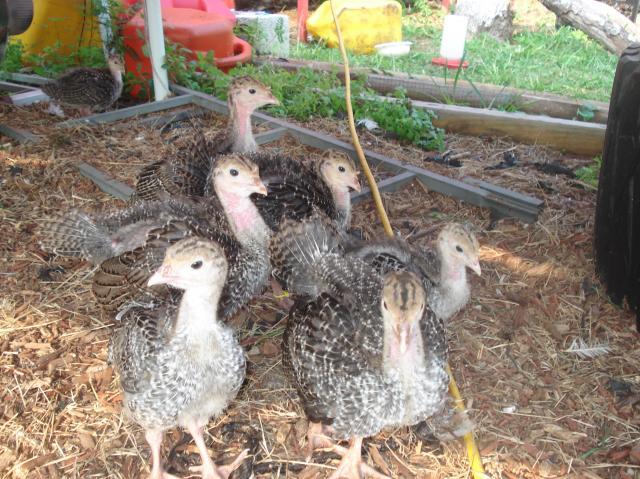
[97,0,113,56]
[143,0,170,101]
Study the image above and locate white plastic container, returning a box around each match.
[374,41,412,57]
[234,11,290,58]
[439,14,469,60]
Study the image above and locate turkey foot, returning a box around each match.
[187,422,249,479]
[329,437,389,479]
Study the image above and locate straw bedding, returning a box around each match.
[0,102,638,479]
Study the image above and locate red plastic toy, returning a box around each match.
[121,1,252,98]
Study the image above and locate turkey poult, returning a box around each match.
[41,54,124,117]
[134,76,279,202]
[251,150,361,232]
[346,223,481,321]
[108,237,247,479]
[92,155,272,318]
[278,217,450,479]
[40,154,271,319]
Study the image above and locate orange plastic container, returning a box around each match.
[123,8,252,98]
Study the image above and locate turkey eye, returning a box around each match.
[383,301,388,310]
[338,165,346,172]
[191,260,203,270]
[456,245,463,253]
[230,168,239,176]
[249,88,256,94]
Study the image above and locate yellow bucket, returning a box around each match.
[306,0,403,55]
[12,0,103,57]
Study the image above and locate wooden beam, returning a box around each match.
[254,58,609,124]
[411,98,605,156]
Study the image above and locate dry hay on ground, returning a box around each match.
[0,103,638,479]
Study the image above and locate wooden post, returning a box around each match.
[297,0,309,42]
[595,43,640,330]
[143,0,170,101]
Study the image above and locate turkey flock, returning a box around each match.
[39,75,482,479]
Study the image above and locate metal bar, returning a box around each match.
[0,124,40,143]
[255,127,287,145]
[8,89,48,106]
[2,72,50,85]
[76,163,134,201]
[462,177,544,208]
[129,107,205,129]
[59,95,196,127]
[174,85,542,222]
[0,80,35,93]
[351,172,416,204]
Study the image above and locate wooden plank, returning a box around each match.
[59,95,196,127]
[176,85,542,222]
[0,124,40,143]
[412,99,605,157]
[76,163,133,200]
[351,172,416,204]
[254,57,609,124]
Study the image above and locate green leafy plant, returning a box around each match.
[164,45,444,151]
[25,43,107,77]
[575,156,602,187]
[233,22,260,45]
[576,103,597,122]
[91,0,127,55]
[357,87,444,150]
[0,41,25,73]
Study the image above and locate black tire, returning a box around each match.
[594,43,640,330]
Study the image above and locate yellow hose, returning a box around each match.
[327,2,486,477]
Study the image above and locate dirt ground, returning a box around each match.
[0,100,638,479]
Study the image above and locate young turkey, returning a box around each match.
[92,155,272,318]
[250,150,361,232]
[41,54,124,117]
[40,154,271,319]
[278,216,450,478]
[345,223,481,321]
[133,76,279,202]
[108,237,247,479]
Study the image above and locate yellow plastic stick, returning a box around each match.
[328,2,486,477]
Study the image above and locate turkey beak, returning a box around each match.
[253,177,268,196]
[265,91,280,106]
[148,264,172,286]
[350,174,361,192]
[394,323,412,355]
[470,259,481,276]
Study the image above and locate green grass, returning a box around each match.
[291,25,617,102]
